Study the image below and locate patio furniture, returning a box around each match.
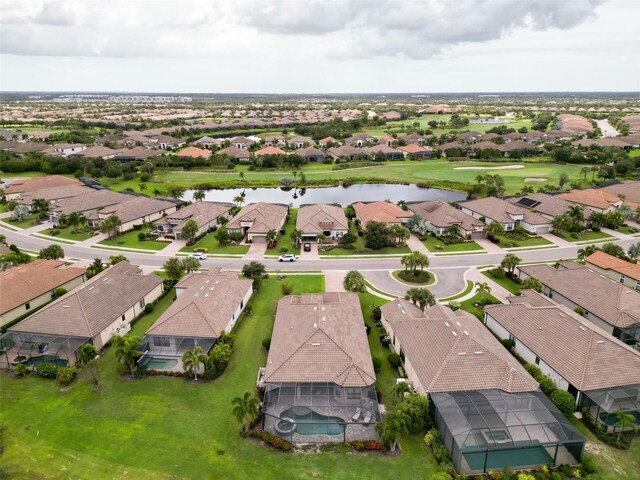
[351,408,362,421]
[362,411,372,423]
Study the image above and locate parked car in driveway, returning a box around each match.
[303,243,311,252]
[191,252,208,260]
[278,254,297,262]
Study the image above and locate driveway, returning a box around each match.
[324,270,346,292]
[300,241,320,260]
[473,237,504,254]
[245,241,267,259]
[407,234,430,255]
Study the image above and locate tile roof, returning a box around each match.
[296,204,348,235]
[460,197,550,225]
[9,262,163,338]
[507,193,594,219]
[485,295,640,391]
[17,184,91,204]
[585,251,640,282]
[408,200,484,232]
[353,201,412,225]
[166,201,233,229]
[0,260,86,315]
[177,146,211,159]
[145,269,252,338]
[296,146,325,157]
[557,189,624,210]
[49,189,127,216]
[4,175,81,195]
[518,263,640,329]
[398,143,433,154]
[98,195,176,224]
[381,300,538,393]
[255,145,286,156]
[226,202,288,233]
[327,145,360,157]
[263,293,376,387]
[217,145,251,159]
[600,181,640,206]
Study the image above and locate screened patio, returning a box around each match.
[0,331,89,369]
[139,335,217,371]
[262,382,381,444]
[431,390,585,475]
[580,385,640,431]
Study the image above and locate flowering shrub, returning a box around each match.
[246,430,293,452]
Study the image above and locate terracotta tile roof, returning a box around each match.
[557,189,624,210]
[145,269,252,338]
[327,145,360,158]
[296,204,348,235]
[600,181,640,206]
[0,260,86,315]
[177,146,211,159]
[9,263,163,338]
[398,143,432,154]
[381,300,538,393]
[296,146,325,158]
[217,145,250,159]
[485,296,640,391]
[408,200,484,232]
[518,263,640,329]
[353,201,412,225]
[585,251,640,282]
[255,146,286,156]
[263,293,376,387]
[460,197,551,225]
[226,202,288,233]
[4,175,81,195]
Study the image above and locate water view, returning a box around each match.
[183,183,467,207]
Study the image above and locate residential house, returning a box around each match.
[327,145,361,161]
[459,197,552,234]
[156,201,233,239]
[217,145,251,162]
[437,141,468,157]
[51,143,87,156]
[518,262,640,347]
[382,111,401,121]
[381,299,583,474]
[230,136,254,149]
[353,201,412,227]
[255,146,286,156]
[147,134,185,150]
[73,146,125,159]
[401,133,428,145]
[397,143,433,159]
[318,136,338,147]
[457,131,482,144]
[194,136,224,149]
[16,184,91,209]
[585,251,640,291]
[177,146,212,159]
[113,146,163,162]
[94,195,177,233]
[485,291,640,431]
[506,193,593,222]
[4,175,82,200]
[0,260,86,327]
[344,133,377,147]
[287,136,315,149]
[259,293,379,443]
[361,144,404,160]
[49,189,131,226]
[557,189,624,213]
[296,204,348,242]
[408,200,485,238]
[296,146,326,163]
[263,135,286,146]
[140,269,252,371]
[0,262,163,368]
[600,180,640,212]
[226,202,288,242]
[0,141,50,156]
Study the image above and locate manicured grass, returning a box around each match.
[618,225,640,235]
[39,225,94,241]
[553,230,614,243]
[180,231,249,255]
[481,271,522,295]
[421,235,485,253]
[459,291,501,320]
[98,228,170,251]
[267,208,300,255]
[0,274,442,479]
[439,280,474,302]
[496,234,553,249]
[320,223,410,256]
[392,269,434,286]
[0,214,40,229]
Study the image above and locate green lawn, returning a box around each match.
[39,225,94,241]
[439,280,474,302]
[618,225,640,235]
[0,273,442,479]
[460,291,501,320]
[0,214,41,229]
[421,235,485,253]
[496,234,553,249]
[320,223,410,256]
[554,230,614,243]
[98,228,170,251]
[267,208,300,255]
[481,271,522,295]
[180,231,249,255]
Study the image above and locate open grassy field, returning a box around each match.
[0,274,447,480]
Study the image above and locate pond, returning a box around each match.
[183,183,466,207]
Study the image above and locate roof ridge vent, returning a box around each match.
[457,352,466,355]
[452,331,457,336]
[596,340,605,344]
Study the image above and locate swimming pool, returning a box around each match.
[142,357,179,370]
[279,406,346,436]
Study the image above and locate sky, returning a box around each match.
[0,0,639,93]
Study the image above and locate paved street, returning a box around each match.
[595,118,619,137]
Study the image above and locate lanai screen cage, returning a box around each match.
[0,331,89,369]
[580,385,640,430]
[262,382,380,444]
[431,390,584,475]
[139,335,217,369]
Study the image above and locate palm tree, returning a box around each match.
[193,190,205,202]
[152,188,162,197]
[588,211,607,229]
[612,409,637,443]
[112,335,142,376]
[375,411,409,452]
[182,256,200,274]
[500,253,521,276]
[265,229,278,248]
[392,381,411,399]
[567,205,584,223]
[182,346,208,381]
[67,211,86,232]
[581,166,590,180]
[590,165,599,181]
[239,171,245,182]
[290,229,303,248]
[628,241,640,260]
[232,391,260,433]
[138,183,147,192]
[577,244,597,261]
[475,282,492,295]
[404,288,436,312]
[233,195,245,208]
[487,221,505,240]
[400,254,415,272]
[316,233,326,245]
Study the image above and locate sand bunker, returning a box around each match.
[454,165,525,171]
[525,178,548,183]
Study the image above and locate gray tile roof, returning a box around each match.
[226,202,288,234]
[460,197,551,225]
[296,204,348,235]
[408,200,484,232]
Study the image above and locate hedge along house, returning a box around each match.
[0,262,163,369]
[139,269,252,372]
[484,290,640,432]
[380,299,584,475]
[258,292,379,444]
[518,262,640,348]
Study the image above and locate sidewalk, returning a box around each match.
[539,232,573,248]
[473,237,504,254]
[159,239,188,256]
[324,270,346,292]
[76,232,108,246]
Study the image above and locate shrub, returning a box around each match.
[580,453,599,475]
[246,430,293,452]
[550,390,576,417]
[537,376,557,396]
[371,357,382,372]
[14,364,29,377]
[372,306,382,321]
[448,301,460,311]
[144,303,154,314]
[524,363,543,378]
[204,342,232,380]
[137,232,147,241]
[387,353,402,368]
[56,366,78,385]
[488,267,506,279]
[36,363,59,379]
[501,338,515,350]
[424,428,440,446]
[77,343,98,366]
[397,394,431,433]
[262,338,271,350]
[281,283,293,296]
[279,247,288,254]
[574,306,585,316]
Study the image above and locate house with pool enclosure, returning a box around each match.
[258,292,380,444]
[139,269,252,371]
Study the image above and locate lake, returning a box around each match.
[183,183,466,207]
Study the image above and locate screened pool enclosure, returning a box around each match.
[0,331,89,369]
[262,382,381,443]
[139,334,217,371]
[580,385,640,431]
[431,390,584,475]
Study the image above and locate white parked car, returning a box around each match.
[191,252,207,260]
[278,254,297,262]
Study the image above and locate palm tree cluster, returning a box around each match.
[400,251,429,276]
[404,287,436,312]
